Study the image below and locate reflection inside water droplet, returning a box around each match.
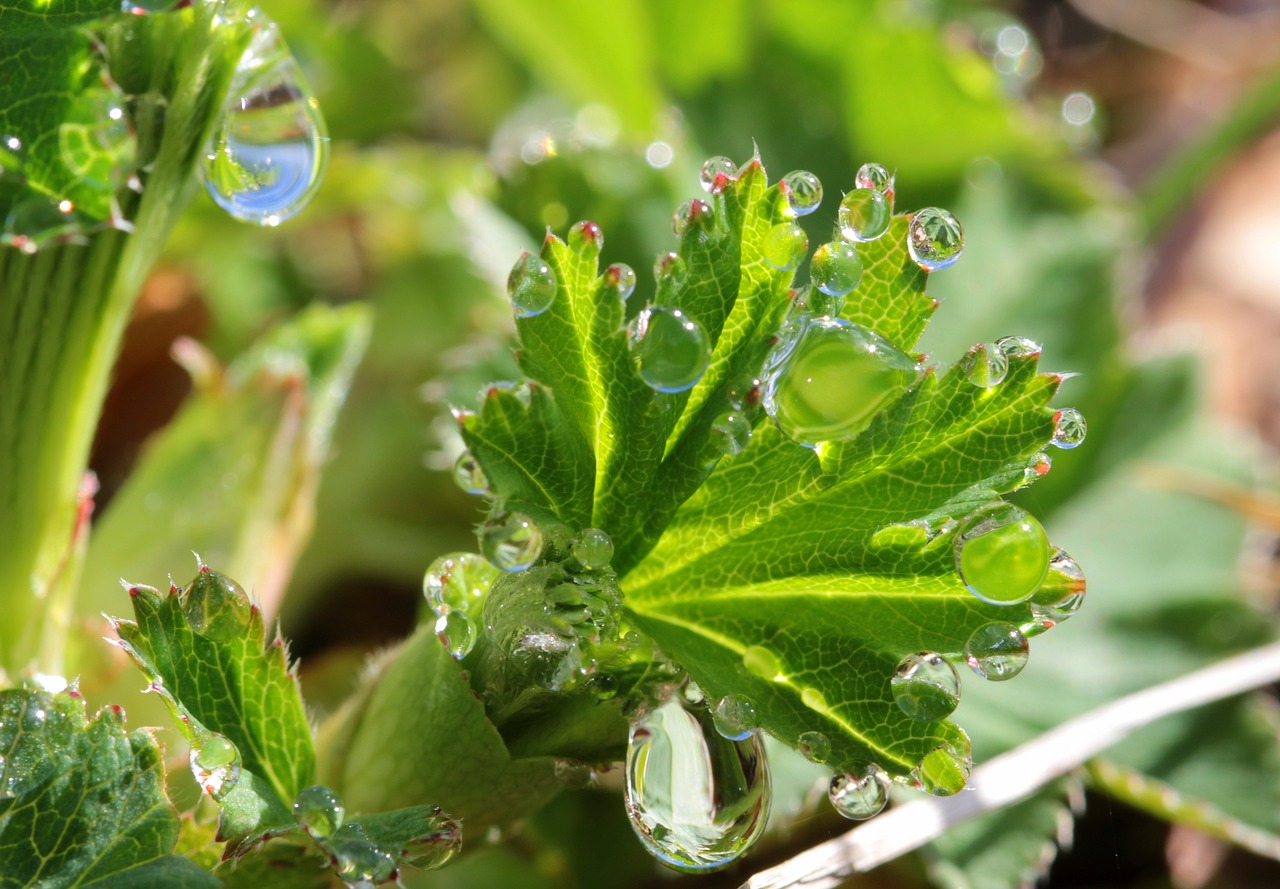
[965,622,1029,681]
[479,513,543,571]
[780,170,823,216]
[711,695,759,741]
[954,502,1051,605]
[1051,408,1087,449]
[603,263,637,301]
[190,731,241,800]
[829,764,888,820]
[700,156,737,194]
[797,731,831,764]
[572,528,613,570]
[907,208,964,271]
[911,741,971,796]
[961,342,1008,388]
[507,252,557,318]
[293,784,345,838]
[1027,547,1086,632]
[628,306,711,393]
[810,241,862,296]
[452,451,488,495]
[838,189,890,242]
[763,222,808,270]
[891,652,961,721]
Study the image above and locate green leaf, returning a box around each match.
[110,567,315,851]
[0,687,219,889]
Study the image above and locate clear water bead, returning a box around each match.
[628,306,711,393]
[810,241,863,296]
[200,22,328,226]
[711,695,759,741]
[911,742,971,796]
[763,222,808,270]
[568,219,602,255]
[965,622,1029,681]
[828,765,888,820]
[700,156,737,194]
[891,652,961,721]
[837,189,891,242]
[727,375,762,412]
[507,252,557,318]
[709,412,752,456]
[555,759,595,788]
[1027,547,1086,631]
[854,162,894,198]
[1051,408,1087,449]
[996,335,1040,358]
[58,86,136,194]
[452,451,488,495]
[332,835,397,888]
[293,784,345,839]
[804,285,845,318]
[423,552,498,614]
[479,512,543,571]
[797,731,831,764]
[653,252,688,287]
[907,208,964,271]
[435,610,478,659]
[190,731,242,800]
[603,263,637,301]
[572,528,614,570]
[954,502,1051,605]
[625,701,771,873]
[961,342,1008,388]
[780,170,823,216]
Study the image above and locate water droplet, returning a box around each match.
[700,156,737,194]
[628,306,711,393]
[423,552,498,615]
[961,342,1008,388]
[954,502,1051,605]
[190,731,242,800]
[1051,408,1087,449]
[181,568,253,641]
[507,252,557,318]
[854,162,894,199]
[293,784,346,839]
[332,835,397,887]
[555,759,595,788]
[810,241,863,296]
[58,86,136,194]
[402,815,463,870]
[965,622,1029,681]
[568,219,602,255]
[996,335,1040,358]
[435,610,478,659]
[727,375,762,412]
[452,451,488,495]
[200,23,328,226]
[625,701,771,873]
[828,765,888,820]
[654,252,687,287]
[911,742,971,796]
[907,208,964,272]
[891,652,961,721]
[741,645,783,681]
[803,285,845,318]
[479,512,543,571]
[837,189,891,242]
[1027,547,1086,631]
[797,731,831,764]
[572,528,614,570]
[800,687,827,712]
[603,263,637,301]
[763,222,808,270]
[762,316,918,447]
[673,199,715,237]
[780,170,822,216]
[708,412,752,456]
[712,695,759,741]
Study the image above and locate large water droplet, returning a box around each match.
[402,814,463,870]
[911,742,971,796]
[58,85,135,194]
[838,189,890,242]
[423,552,498,615]
[891,652,961,721]
[452,451,488,495]
[965,622,1029,681]
[190,731,242,800]
[828,765,888,820]
[797,731,831,764]
[200,22,328,226]
[854,162,894,199]
[960,342,1008,388]
[780,170,823,217]
[479,513,543,571]
[572,528,614,571]
[331,832,397,888]
[603,263,637,301]
[810,241,863,296]
[763,222,808,270]
[700,156,737,194]
[955,502,1051,605]
[1050,408,1087,449]
[707,411,751,457]
[181,568,253,642]
[711,695,759,741]
[907,208,964,271]
[628,306,711,393]
[506,252,557,318]
[762,316,918,447]
[435,610,478,659]
[293,784,346,839]
[1027,547,1086,631]
[625,701,771,873]
[741,645,783,681]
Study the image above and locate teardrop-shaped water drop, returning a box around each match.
[711,695,759,741]
[954,502,1051,605]
[628,306,711,393]
[181,568,253,642]
[572,528,614,571]
[200,22,328,226]
[780,170,823,216]
[763,222,808,270]
[625,701,771,873]
[423,552,498,615]
[961,342,1008,388]
[891,652,961,721]
[907,208,964,271]
[1050,408,1087,449]
[568,219,603,255]
[797,731,831,764]
[700,156,737,194]
[603,263,637,301]
[810,241,863,296]
[911,742,971,796]
[58,85,136,195]
[452,451,488,495]
[507,252,557,318]
[964,622,1029,681]
[435,609,478,659]
[293,784,346,839]
[838,189,891,242]
[402,815,463,870]
[1027,547,1086,631]
[762,316,918,447]
[190,731,242,800]
[828,765,888,820]
[854,162,894,198]
[479,512,543,571]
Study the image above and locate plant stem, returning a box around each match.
[740,640,1280,889]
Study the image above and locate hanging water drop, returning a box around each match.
[711,695,759,741]
[828,765,889,820]
[603,263,637,301]
[996,335,1040,358]
[627,306,711,393]
[762,316,918,447]
[700,156,737,194]
[854,162,894,199]
[452,451,488,495]
[653,252,688,288]
[572,528,614,571]
[911,742,971,796]
[1051,408,1087,449]
[954,502,1051,605]
[200,21,328,226]
[479,512,543,571]
[293,784,346,839]
[797,731,831,764]
[568,219,603,255]
[190,731,242,800]
[741,645,783,681]
[780,170,823,216]
[506,252,557,318]
[423,552,498,615]
[965,622,1029,681]
[625,700,771,873]
[891,652,961,721]
[1027,547,1086,631]
[435,610,478,659]
[907,208,964,271]
[810,241,863,296]
[763,222,808,270]
[961,342,1008,388]
[331,834,397,888]
[838,189,891,242]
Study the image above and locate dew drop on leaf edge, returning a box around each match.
[797,731,831,764]
[700,155,737,194]
[954,502,1051,606]
[837,189,891,242]
[907,207,964,272]
[964,622,1030,681]
[479,512,543,572]
[452,451,488,495]
[891,652,961,721]
[911,742,971,796]
[572,528,614,571]
[506,252,557,318]
[190,731,242,800]
[961,342,1009,388]
[1051,407,1087,449]
[435,610,478,659]
[711,695,759,741]
[854,162,894,197]
[780,170,823,216]
[603,263,637,301]
[293,784,346,839]
[762,222,808,270]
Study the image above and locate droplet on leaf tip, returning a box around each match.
[779,170,823,216]
[699,155,737,194]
